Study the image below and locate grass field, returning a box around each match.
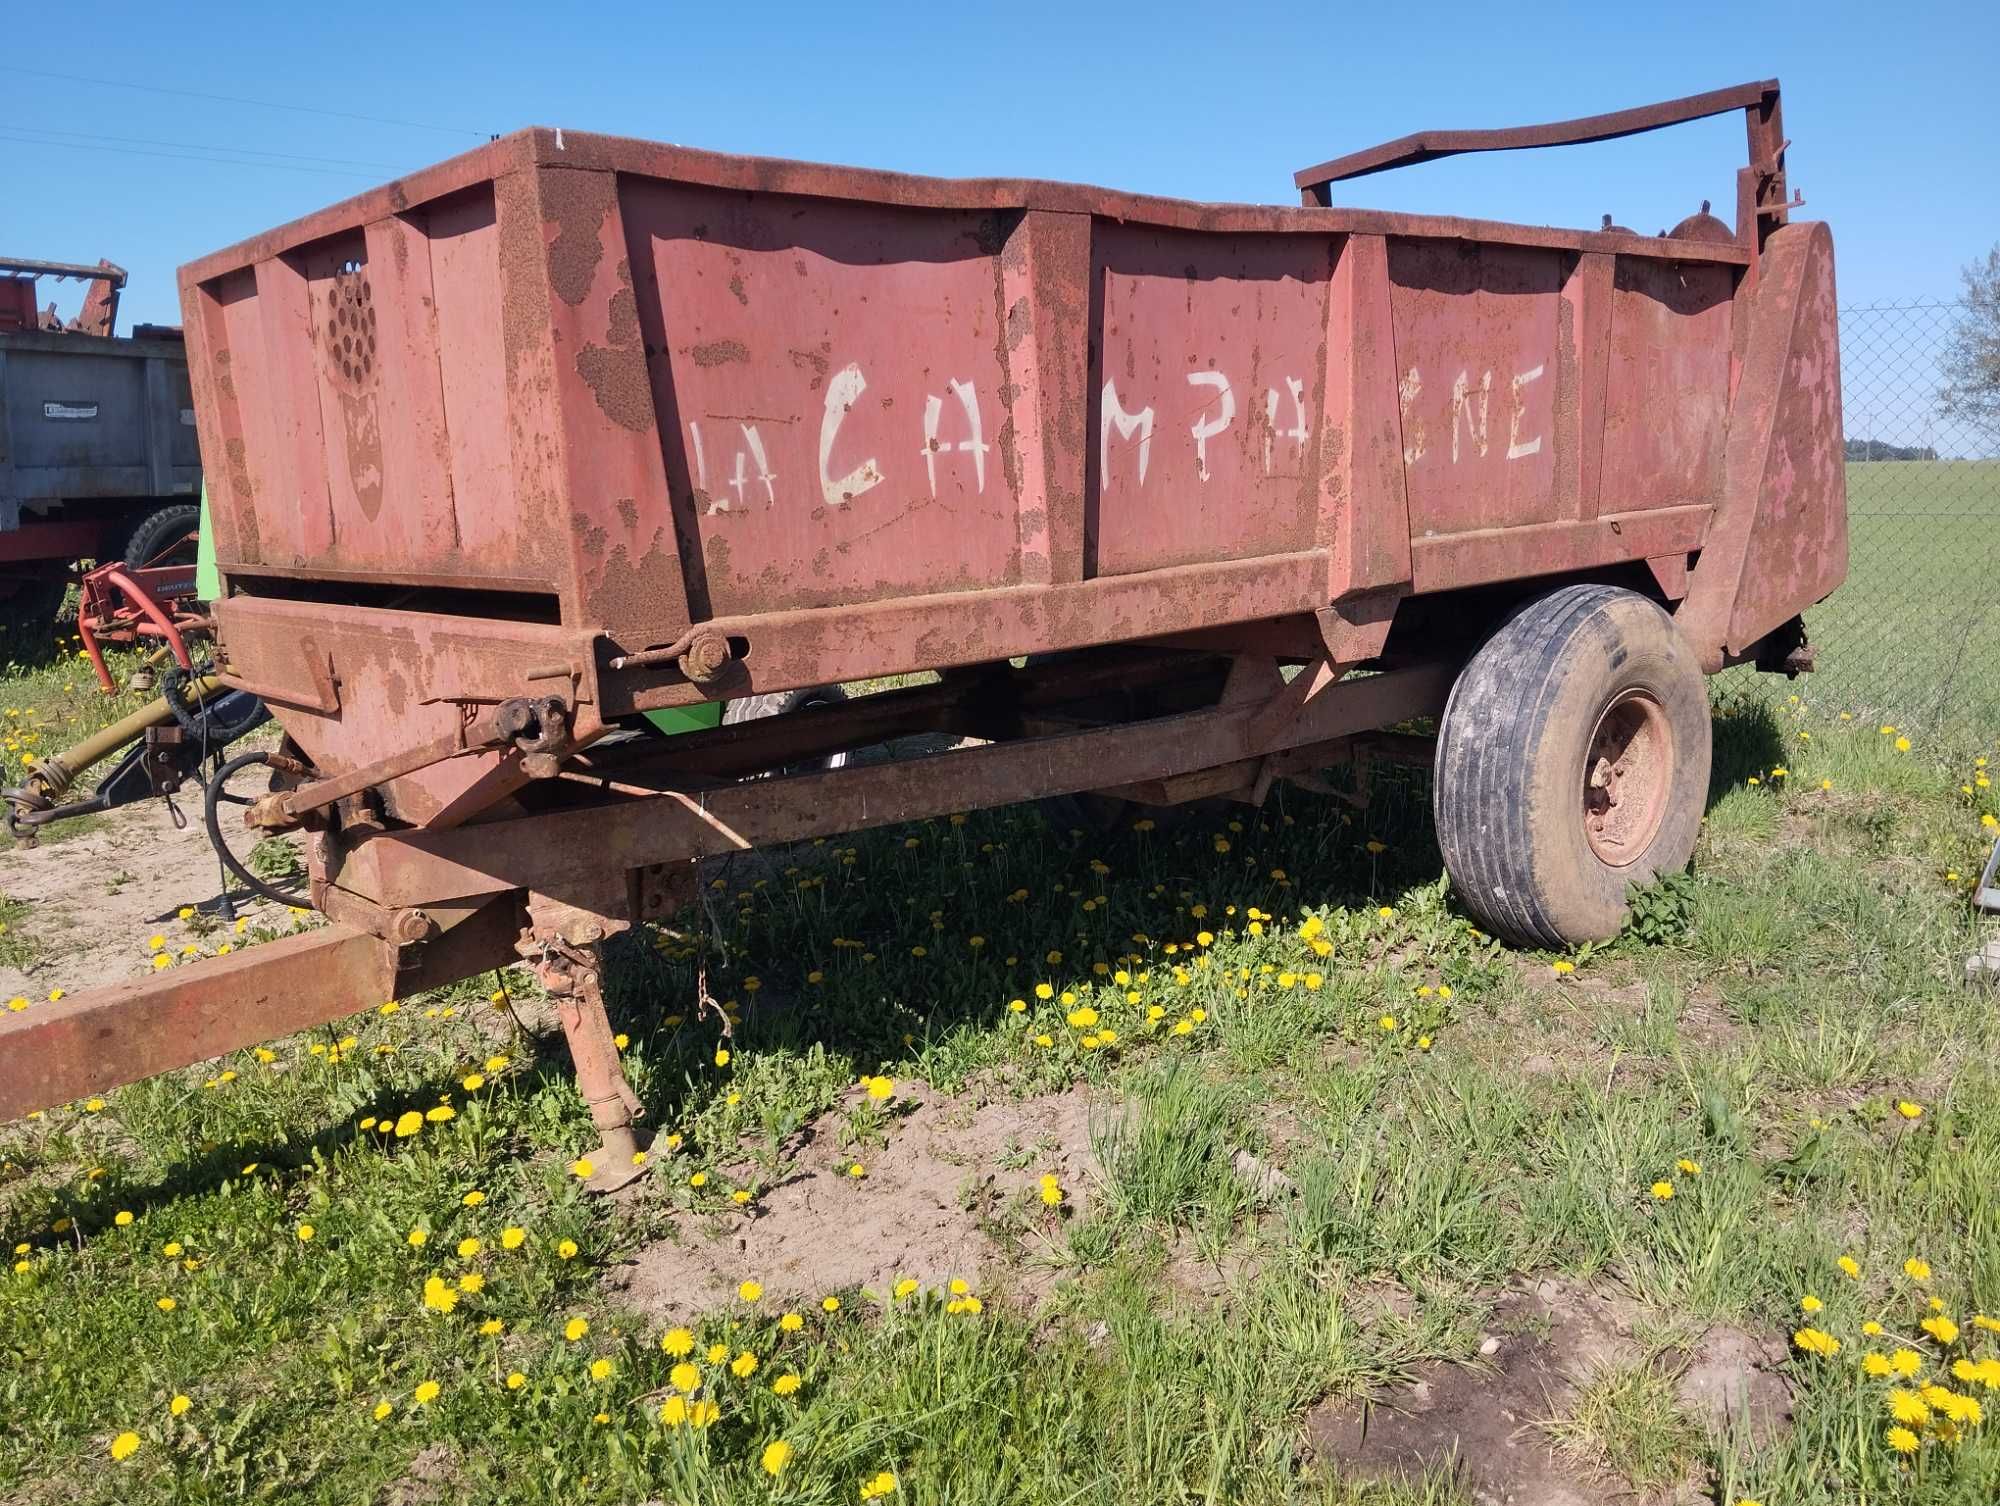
[1787,460,2000,739]
[2,662,1998,1501]
[2,472,1999,1503]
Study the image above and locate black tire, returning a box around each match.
[122,502,201,573]
[1433,584,1710,947]
[722,685,850,774]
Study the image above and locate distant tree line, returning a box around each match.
[1846,439,1939,462]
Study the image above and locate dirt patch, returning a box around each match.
[0,798,301,1000]
[609,1081,1100,1317]
[1306,1274,1791,1503]
[381,1441,461,1506]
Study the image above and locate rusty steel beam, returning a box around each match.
[338,662,1456,910]
[0,926,397,1124]
[1294,80,1777,201]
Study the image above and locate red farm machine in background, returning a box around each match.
[0,82,1845,1185]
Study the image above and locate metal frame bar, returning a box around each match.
[1294,80,1777,204]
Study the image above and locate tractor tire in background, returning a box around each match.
[1433,584,1710,948]
[722,685,851,775]
[122,502,201,573]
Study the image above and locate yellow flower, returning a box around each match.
[1894,736,1911,752]
[1905,1258,1931,1281]
[1885,1425,1920,1454]
[589,1358,613,1382]
[1793,1328,1840,1357]
[662,1327,695,1356]
[458,1272,485,1294]
[1065,1007,1099,1029]
[659,1395,689,1426]
[394,1110,423,1138]
[422,1277,459,1314]
[714,1048,731,1068]
[707,1343,730,1365]
[1551,959,1574,975]
[860,1471,900,1499]
[156,1297,177,1313]
[1676,1159,1702,1176]
[456,1236,480,1259]
[670,1362,701,1394]
[1896,1100,1923,1120]
[1864,1352,1894,1377]
[894,1277,919,1299]
[505,1371,527,1390]
[866,1076,894,1102]
[689,1399,720,1428]
[1887,1388,1931,1425]
[412,1380,440,1405]
[501,1226,526,1251]
[731,1350,759,1378]
[570,1158,596,1180]
[1649,1181,1674,1200]
[1862,1320,1885,1336]
[739,1279,764,1303]
[109,1431,141,1462]
[1839,1255,1861,1278]
[1891,1348,1923,1377]
[557,1239,579,1260]
[564,1317,589,1342]
[114,1211,134,1227]
[1922,1315,1960,1345]
[372,1400,392,1421]
[780,1312,804,1332]
[1800,1295,1822,1313]
[480,1319,504,1336]
[773,1372,802,1395]
[169,1394,191,1417]
[822,1296,841,1313]
[761,1440,794,1476]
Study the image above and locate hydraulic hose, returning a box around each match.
[202,749,310,910]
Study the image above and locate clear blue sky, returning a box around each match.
[6,0,1995,331]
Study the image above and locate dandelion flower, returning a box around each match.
[500,1226,526,1251]
[1676,1159,1702,1176]
[169,1394,191,1417]
[1800,1295,1822,1313]
[1904,1258,1932,1282]
[1863,1321,1886,1336]
[822,1296,841,1313]
[866,1076,894,1102]
[1922,1316,1959,1345]
[394,1110,423,1138]
[570,1158,595,1180]
[589,1358,613,1382]
[761,1440,794,1476]
[109,1432,141,1462]
[458,1272,485,1294]
[861,1471,900,1499]
[894,1277,919,1299]
[1839,1255,1860,1278]
[564,1317,589,1342]
[1551,959,1575,975]
[156,1297,177,1313]
[731,1351,759,1378]
[739,1279,763,1303]
[714,1048,731,1067]
[659,1395,688,1426]
[1887,1388,1931,1425]
[773,1372,802,1395]
[1793,1328,1840,1357]
[1650,1181,1674,1200]
[662,1327,695,1356]
[1896,1101,1923,1120]
[479,1319,504,1336]
[1891,1348,1923,1377]
[707,1343,729,1365]
[670,1362,701,1394]
[1864,1352,1894,1376]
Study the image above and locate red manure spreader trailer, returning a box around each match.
[0,82,1845,1181]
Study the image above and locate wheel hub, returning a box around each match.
[1582,689,1674,865]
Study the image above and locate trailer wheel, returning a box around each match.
[722,685,850,775]
[1433,584,1709,947]
[122,502,201,572]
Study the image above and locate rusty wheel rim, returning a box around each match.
[1582,689,1673,866]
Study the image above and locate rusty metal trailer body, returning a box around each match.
[0,82,1846,1166]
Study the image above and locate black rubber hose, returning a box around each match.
[203,749,310,910]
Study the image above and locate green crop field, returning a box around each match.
[1785,460,2000,738]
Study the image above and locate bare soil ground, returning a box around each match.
[611,1080,1101,1318]
[0,798,300,999]
[1307,1274,1792,1504]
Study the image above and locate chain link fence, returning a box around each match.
[1772,299,2000,737]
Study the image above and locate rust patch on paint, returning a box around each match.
[543,167,615,308]
[693,339,750,367]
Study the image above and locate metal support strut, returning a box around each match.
[529,939,649,1192]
